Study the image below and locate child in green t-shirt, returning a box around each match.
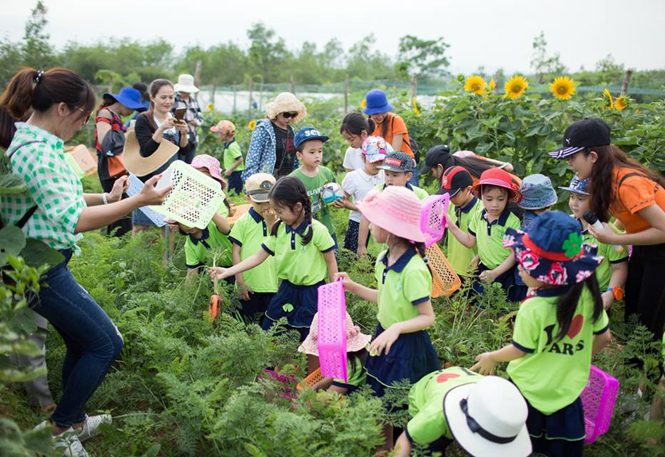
[297,312,371,395]
[560,175,628,310]
[394,368,532,457]
[437,166,481,278]
[445,168,524,301]
[472,211,611,457]
[288,127,337,245]
[211,120,245,195]
[228,173,278,322]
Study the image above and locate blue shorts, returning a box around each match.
[365,324,440,399]
[228,170,243,195]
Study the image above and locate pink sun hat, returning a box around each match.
[191,154,227,190]
[298,312,372,356]
[357,186,425,243]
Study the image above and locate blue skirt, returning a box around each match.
[365,324,441,398]
[261,280,324,340]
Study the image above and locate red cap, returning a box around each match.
[472,168,522,203]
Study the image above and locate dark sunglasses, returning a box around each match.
[281,111,298,119]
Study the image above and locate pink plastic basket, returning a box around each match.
[580,365,619,443]
[420,194,450,248]
[316,279,347,383]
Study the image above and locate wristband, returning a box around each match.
[102,193,108,205]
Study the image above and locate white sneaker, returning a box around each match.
[76,414,112,442]
[54,428,90,457]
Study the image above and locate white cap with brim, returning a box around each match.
[444,377,532,457]
[122,130,179,177]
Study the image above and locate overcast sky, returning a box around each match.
[2,0,664,75]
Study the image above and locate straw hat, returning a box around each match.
[122,130,179,177]
[264,92,307,123]
[357,186,425,243]
[298,312,372,356]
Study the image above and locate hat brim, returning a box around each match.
[376,164,412,173]
[363,103,394,115]
[517,193,558,210]
[173,84,199,94]
[472,180,522,204]
[364,153,386,164]
[103,93,145,111]
[297,332,372,356]
[123,130,180,177]
[248,192,271,203]
[547,146,585,160]
[558,185,589,195]
[419,162,434,175]
[504,228,603,286]
[444,384,532,457]
[437,187,461,198]
[296,135,329,149]
[357,198,425,243]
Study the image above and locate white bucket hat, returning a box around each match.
[264,92,307,123]
[174,74,199,94]
[443,376,532,457]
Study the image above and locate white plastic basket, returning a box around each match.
[150,161,225,229]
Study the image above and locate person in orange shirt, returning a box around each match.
[363,89,419,186]
[550,117,665,345]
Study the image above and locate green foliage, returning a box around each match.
[396,35,450,79]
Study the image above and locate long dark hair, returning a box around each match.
[586,145,665,223]
[340,112,375,136]
[269,176,313,245]
[144,79,173,130]
[0,67,95,123]
[552,274,603,343]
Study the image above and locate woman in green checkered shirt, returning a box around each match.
[0,68,170,456]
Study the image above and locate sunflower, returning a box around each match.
[550,76,576,100]
[360,99,367,109]
[464,75,486,95]
[412,96,420,115]
[504,75,528,99]
[247,119,257,131]
[206,103,215,111]
[614,96,628,111]
[489,79,496,92]
[603,88,614,109]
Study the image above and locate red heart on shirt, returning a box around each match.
[567,314,584,339]
[436,373,460,383]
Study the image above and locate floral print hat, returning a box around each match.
[503,211,603,286]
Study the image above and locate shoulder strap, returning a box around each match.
[2,140,46,229]
[618,171,649,188]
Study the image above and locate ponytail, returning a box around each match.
[268,176,313,245]
[0,67,95,122]
[553,274,603,342]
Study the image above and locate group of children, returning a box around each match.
[163,92,635,456]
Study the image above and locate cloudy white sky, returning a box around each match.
[2,0,664,74]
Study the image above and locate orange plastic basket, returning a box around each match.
[426,244,462,298]
[228,204,251,226]
[297,367,324,391]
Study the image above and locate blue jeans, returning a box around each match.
[29,250,124,428]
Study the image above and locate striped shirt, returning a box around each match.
[1,123,85,254]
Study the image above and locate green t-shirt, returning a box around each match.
[289,167,337,236]
[375,247,432,329]
[468,209,521,270]
[581,223,628,291]
[446,196,482,277]
[507,288,610,414]
[228,208,278,293]
[262,219,335,286]
[406,367,482,446]
[223,139,245,172]
[184,220,233,269]
[332,354,367,389]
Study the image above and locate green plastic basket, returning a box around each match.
[151,161,225,229]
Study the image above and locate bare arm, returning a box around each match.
[225,157,244,175]
[592,329,611,357]
[212,213,230,234]
[602,261,628,309]
[471,344,526,375]
[591,204,665,246]
[444,213,476,248]
[210,248,269,279]
[394,432,413,457]
[323,250,338,283]
[334,272,378,303]
[392,134,404,153]
[480,255,516,284]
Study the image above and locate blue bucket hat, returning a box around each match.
[518,174,558,210]
[103,87,145,111]
[363,89,393,115]
[503,211,603,286]
[294,127,329,150]
[559,175,590,195]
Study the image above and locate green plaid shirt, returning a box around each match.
[1,123,85,255]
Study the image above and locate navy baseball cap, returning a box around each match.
[294,127,329,150]
[548,118,611,159]
[559,175,590,195]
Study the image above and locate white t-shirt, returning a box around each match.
[343,147,365,171]
[341,168,385,223]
